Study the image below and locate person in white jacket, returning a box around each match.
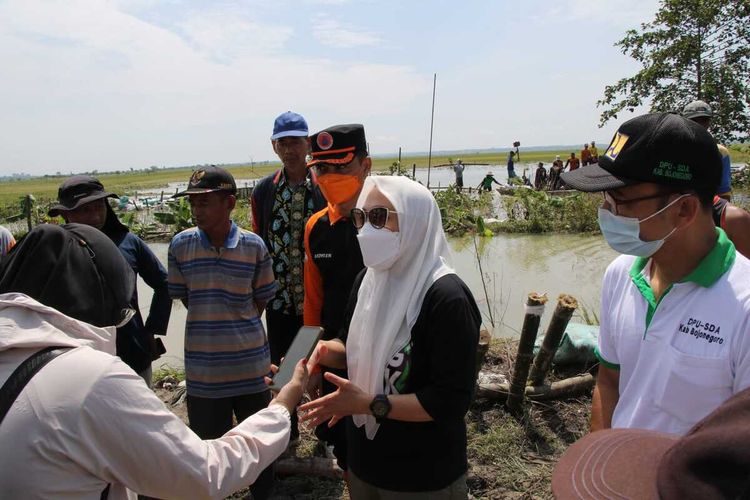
[0,223,307,499]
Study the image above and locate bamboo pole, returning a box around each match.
[506,293,547,415]
[477,373,595,401]
[528,294,578,387]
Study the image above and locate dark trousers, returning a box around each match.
[187,391,274,500]
[265,309,303,439]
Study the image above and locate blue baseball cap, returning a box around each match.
[271,111,309,140]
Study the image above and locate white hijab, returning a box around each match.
[346,176,454,439]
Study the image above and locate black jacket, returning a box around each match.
[102,206,171,373]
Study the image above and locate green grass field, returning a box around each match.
[1,145,748,206]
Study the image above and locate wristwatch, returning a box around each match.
[369,394,391,422]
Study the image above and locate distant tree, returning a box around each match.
[598,0,750,143]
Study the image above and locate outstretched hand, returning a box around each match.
[298,372,371,428]
[266,358,309,414]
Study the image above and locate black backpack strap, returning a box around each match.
[0,346,72,425]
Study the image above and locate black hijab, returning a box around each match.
[0,223,135,327]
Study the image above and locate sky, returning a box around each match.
[0,0,661,176]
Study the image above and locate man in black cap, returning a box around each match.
[303,124,370,468]
[168,166,277,499]
[250,112,326,440]
[49,175,171,387]
[0,223,307,498]
[561,113,750,437]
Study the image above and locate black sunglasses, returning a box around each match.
[351,207,398,229]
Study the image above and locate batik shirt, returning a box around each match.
[267,173,318,316]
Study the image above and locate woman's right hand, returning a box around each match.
[270,358,308,414]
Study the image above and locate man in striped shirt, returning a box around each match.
[168,166,277,499]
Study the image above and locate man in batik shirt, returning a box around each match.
[250,111,326,438]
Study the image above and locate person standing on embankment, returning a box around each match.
[251,111,326,441]
[0,223,307,499]
[453,158,466,191]
[301,175,480,498]
[507,149,517,179]
[49,175,171,387]
[561,112,750,437]
[303,124,370,471]
[681,99,750,258]
[168,166,278,499]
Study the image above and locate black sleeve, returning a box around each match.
[337,268,367,344]
[135,236,172,335]
[415,275,481,422]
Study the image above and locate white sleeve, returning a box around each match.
[732,311,750,394]
[596,263,620,367]
[66,355,290,500]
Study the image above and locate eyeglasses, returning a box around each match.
[602,191,677,216]
[351,207,398,230]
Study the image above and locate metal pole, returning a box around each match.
[427,73,437,189]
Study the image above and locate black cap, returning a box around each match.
[174,166,237,197]
[561,113,721,192]
[48,176,118,216]
[0,223,135,328]
[308,124,368,167]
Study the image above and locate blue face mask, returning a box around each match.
[597,194,689,257]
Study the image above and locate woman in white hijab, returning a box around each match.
[300,176,481,498]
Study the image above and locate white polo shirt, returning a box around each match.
[596,228,750,435]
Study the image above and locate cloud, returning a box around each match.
[0,0,426,174]
[312,19,382,48]
[538,0,658,27]
[176,9,294,62]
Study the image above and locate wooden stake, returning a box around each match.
[528,294,578,387]
[478,373,595,401]
[506,293,547,415]
[275,457,344,479]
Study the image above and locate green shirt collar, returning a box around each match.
[629,227,736,288]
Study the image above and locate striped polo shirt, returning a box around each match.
[168,223,277,398]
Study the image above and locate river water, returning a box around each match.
[143,232,617,370]
[135,162,550,200]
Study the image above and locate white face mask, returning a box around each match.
[598,194,688,257]
[357,223,401,271]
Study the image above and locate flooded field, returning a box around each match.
[144,233,616,369]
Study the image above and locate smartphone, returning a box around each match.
[268,326,324,392]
